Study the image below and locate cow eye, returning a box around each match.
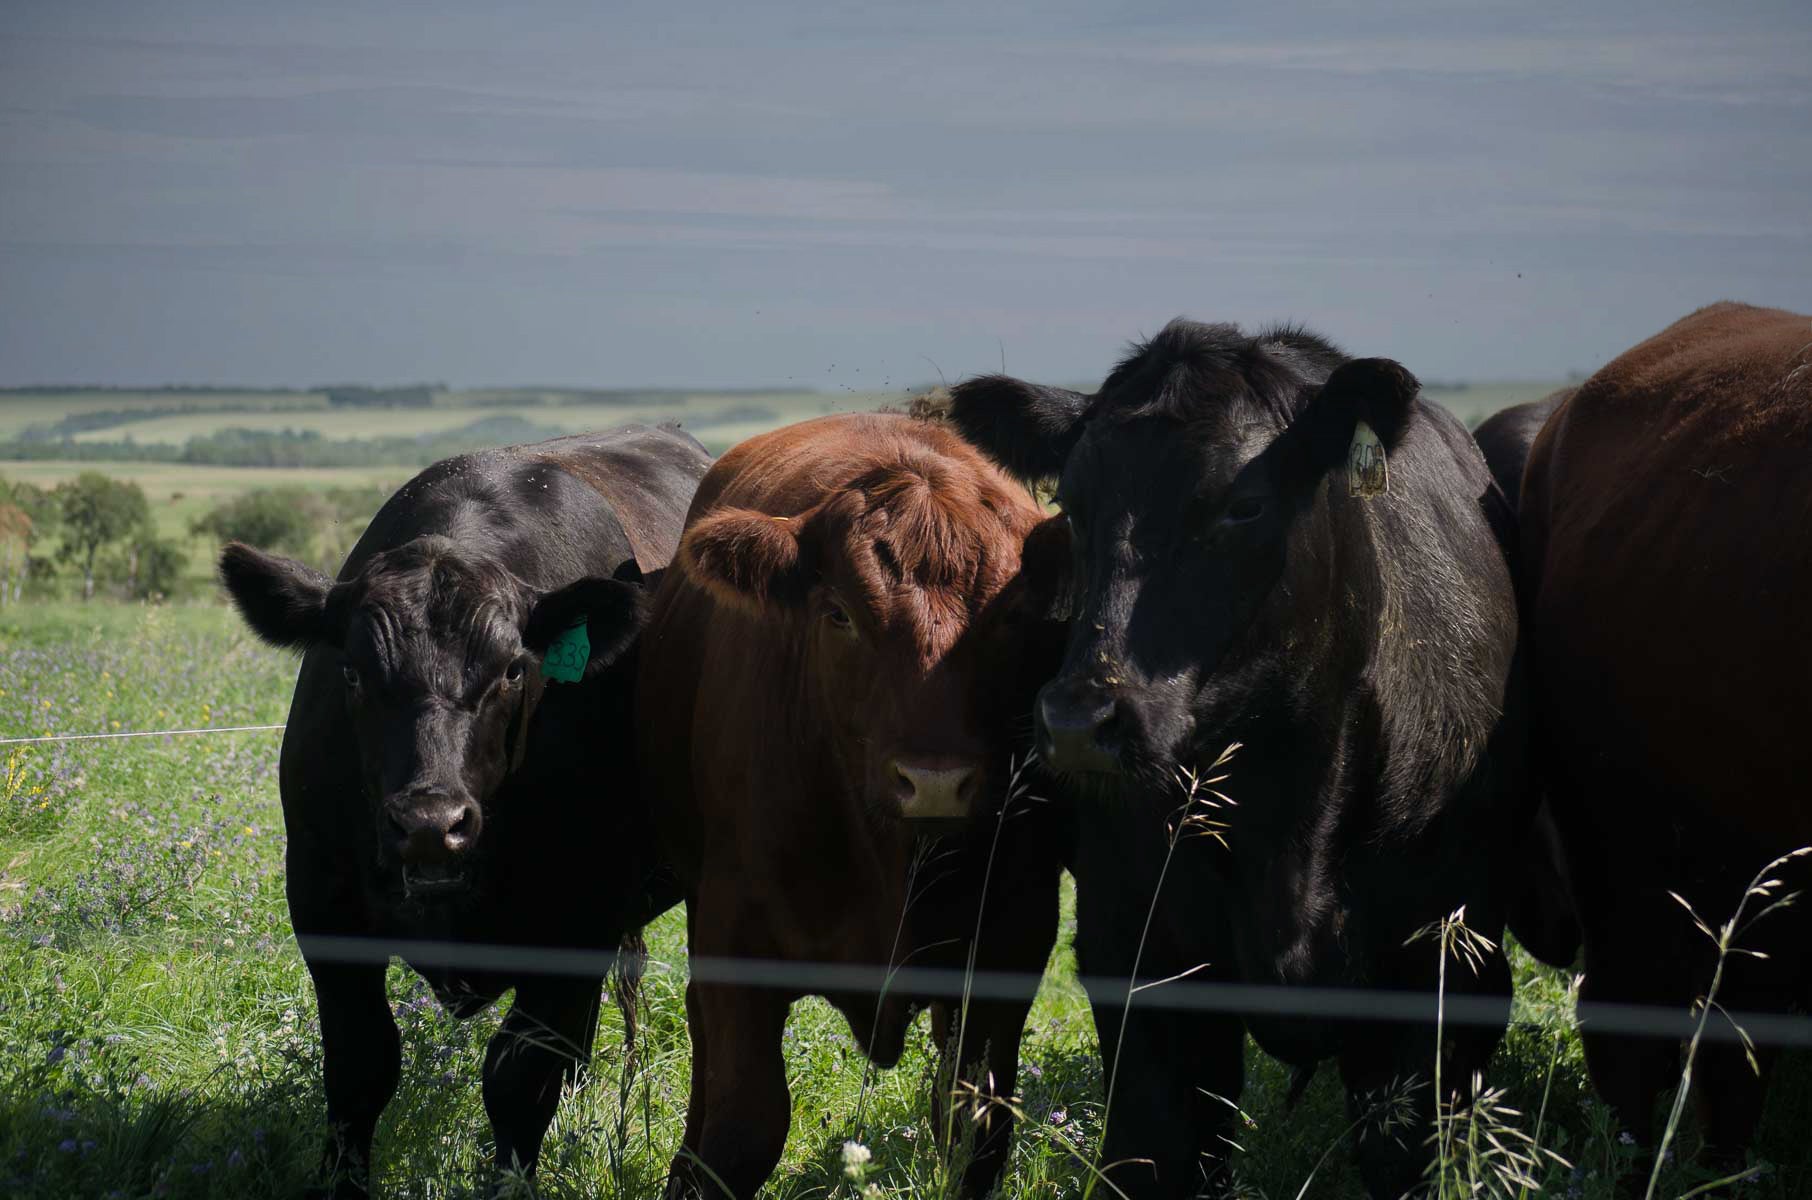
[824,602,853,631]
[341,664,361,688]
[1224,497,1266,524]
[504,661,525,685]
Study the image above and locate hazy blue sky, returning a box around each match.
[3,1,1808,389]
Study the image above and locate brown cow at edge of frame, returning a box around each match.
[1520,300,1812,1173]
[636,412,1069,1199]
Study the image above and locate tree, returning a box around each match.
[55,472,150,601]
[129,533,189,600]
[0,478,56,604]
[191,487,329,559]
[0,498,27,608]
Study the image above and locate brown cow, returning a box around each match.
[637,412,1066,1199]
[1521,301,1812,1173]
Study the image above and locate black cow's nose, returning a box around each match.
[386,796,479,864]
[1037,681,1121,774]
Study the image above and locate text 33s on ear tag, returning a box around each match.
[1347,420,1389,498]
[541,622,589,684]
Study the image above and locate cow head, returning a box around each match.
[951,320,1417,788]
[219,535,644,898]
[676,440,1064,823]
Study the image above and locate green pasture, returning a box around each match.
[63,392,854,449]
[1,604,1806,1198]
[2,382,1560,447]
[0,388,867,452]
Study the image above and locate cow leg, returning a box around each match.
[1076,867,1240,1196]
[1577,939,1679,1151]
[309,960,401,1199]
[481,973,603,1180]
[1089,997,1244,1199]
[927,998,1026,1198]
[1695,1039,1773,1172]
[1338,1021,1435,1200]
[676,977,709,1159]
[665,982,792,1200]
[1445,938,1513,1101]
[1340,939,1513,1200]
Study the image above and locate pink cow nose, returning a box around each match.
[890,759,980,820]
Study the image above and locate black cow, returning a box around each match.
[951,320,1522,1198]
[219,426,711,1197]
[1472,390,1569,512]
[1471,390,1580,970]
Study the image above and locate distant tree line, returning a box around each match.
[14,405,224,441]
[0,384,308,395]
[321,384,439,408]
[0,415,565,470]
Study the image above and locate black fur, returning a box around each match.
[218,425,710,1198]
[947,374,1092,482]
[219,542,335,649]
[976,318,1524,1199]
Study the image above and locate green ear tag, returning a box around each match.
[541,622,590,684]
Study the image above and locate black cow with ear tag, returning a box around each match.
[951,321,1526,1199]
[218,425,710,1198]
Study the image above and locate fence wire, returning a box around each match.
[277,934,1812,1049]
[7,720,1811,1051]
[0,723,285,746]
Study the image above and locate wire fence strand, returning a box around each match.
[7,720,1810,1051]
[0,723,286,746]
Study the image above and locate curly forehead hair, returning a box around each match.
[344,536,525,669]
[1096,319,1348,428]
[834,440,1035,594]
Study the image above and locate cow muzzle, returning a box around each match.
[384,792,481,897]
[1036,677,1122,775]
[887,757,981,822]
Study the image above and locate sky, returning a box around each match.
[2,0,1809,390]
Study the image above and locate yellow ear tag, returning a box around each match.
[1348,420,1389,498]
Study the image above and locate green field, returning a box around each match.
[0,389,877,594]
[2,605,1806,1198]
[60,393,861,449]
[0,392,326,441]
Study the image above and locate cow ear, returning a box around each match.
[1018,513,1074,620]
[523,577,647,673]
[219,542,338,650]
[1300,358,1420,486]
[678,507,811,613]
[948,375,1092,484]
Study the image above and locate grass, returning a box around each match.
[2,604,1808,1199]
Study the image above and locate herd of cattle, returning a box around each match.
[217,300,1811,1198]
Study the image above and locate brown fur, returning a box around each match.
[1521,301,1812,1169]
[637,413,1065,1200]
